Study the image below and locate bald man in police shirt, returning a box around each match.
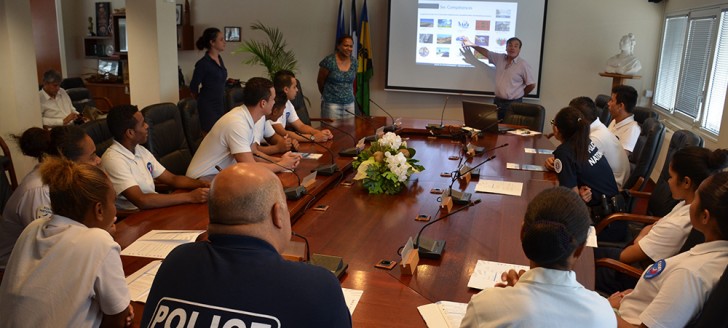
[140,163,351,328]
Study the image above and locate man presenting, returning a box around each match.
[186,77,300,178]
[140,163,352,327]
[462,37,536,120]
[102,105,210,210]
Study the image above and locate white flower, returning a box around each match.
[378,132,402,150]
[385,151,412,182]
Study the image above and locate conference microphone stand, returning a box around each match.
[291,231,348,278]
[369,99,400,132]
[319,121,361,157]
[427,95,449,129]
[292,131,339,175]
[252,153,307,200]
[414,199,482,259]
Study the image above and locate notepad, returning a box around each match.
[474,179,523,196]
[120,230,204,259]
[506,162,547,172]
[524,148,553,154]
[126,260,163,303]
[342,288,364,315]
[418,301,468,328]
[467,260,530,290]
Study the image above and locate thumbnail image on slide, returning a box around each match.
[415,0,518,68]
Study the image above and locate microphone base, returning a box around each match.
[426,123,443,129]
[314,164,339,176]
[383,125,399,133]
[417,237,446,259]
[284,186,306,200]
[470,168,481,177]
[364,135,377,142]
[338,147,360,157]
[449,190,472,205]
[311,253,348,279]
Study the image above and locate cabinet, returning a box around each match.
[83,36,115,59]
[86,82,131,107]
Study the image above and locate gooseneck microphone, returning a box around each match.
[414,199,482,259]
[253,153,307,200]
[292,130,339,175]
[319,121,361,157]
[440,96,450,127]
[369,99,399,132]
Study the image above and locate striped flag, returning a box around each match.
[349,0,358,58]
[335,0,345,49]
[356,0,373,116]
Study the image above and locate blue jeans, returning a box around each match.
[494,97,523,120]
[321,102,355,120]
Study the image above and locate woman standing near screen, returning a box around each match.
[190,27,228,132]
[317,35,358,119]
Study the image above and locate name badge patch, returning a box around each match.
[553,158,563,173]
[147,162,153,175]
[148,298,281,328]
[644,259,666,280]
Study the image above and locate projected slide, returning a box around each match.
[415,1,518,67]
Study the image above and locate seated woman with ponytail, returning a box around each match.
[0,156,132,327]
[460,187,616,328]
[612,172,728,327]
[0,126,100,269]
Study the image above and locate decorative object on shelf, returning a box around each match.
[352,132,425,195]
[105,45,115,57]
[87,17,95,36]
[605,33,642,75]
[233,22,297,80]
[176,4,182,26]
[224,26,241,42]
[113,8,125,15]
[95,2,111,36]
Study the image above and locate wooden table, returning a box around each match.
[118,117,594,327]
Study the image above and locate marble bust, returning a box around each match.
[605,33,642,75]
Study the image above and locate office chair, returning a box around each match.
[81,118,115,157]
[0,135,18,213]
[595,94,612,125]
[141,102,192,176]
[503,103,546,132]
[178,98,204,154]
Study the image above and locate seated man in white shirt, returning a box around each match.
[272,70,333,143]
[607,85,641,156]
[253,93,298,161]
[38,69,82,127]
[186,77,301,179]
[102,105,210,210]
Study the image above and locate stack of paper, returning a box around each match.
[467,260,530,290]
[126,260,163,303]
[120,230,204,259]
[474,179,523,196]
[418,301,468,328]
[506,163,547,172]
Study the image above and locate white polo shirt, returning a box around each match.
[638,201,691,261]
[590,119,630,189]
[101,140,166,210]
[619,240,728,327]
[39,88,78,127]
[271,100,300,128]
[186,105,256,178]
[460,267,616,328]
[608,115,641,152]
[254,117,276,145]
[0,215,130,327]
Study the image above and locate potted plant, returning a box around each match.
[233,21,297,80]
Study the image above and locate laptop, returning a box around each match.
[462,100,502,133]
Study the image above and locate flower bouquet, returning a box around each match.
[352,132,425,195]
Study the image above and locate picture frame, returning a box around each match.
[224,26,241,42]
[176,4,183,26]
[95,2,111,36]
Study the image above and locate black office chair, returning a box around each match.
[65,87,113,118]
[225,85,245,112]
[686,264,728,328]
[59,77,85,90]
[595,94,612,125]
[0,136,18,213]
[633,106,659,125]
[503,103,545,132]
[141,103,192,176]
[81,118,115,157]
[178,98,204,154]
[624,118,665,193]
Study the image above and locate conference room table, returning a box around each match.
[117,116,595,328]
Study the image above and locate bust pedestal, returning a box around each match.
[599,72,641,89]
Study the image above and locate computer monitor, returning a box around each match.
[462,100,499,133]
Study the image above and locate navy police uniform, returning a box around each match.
[552,140,618,207]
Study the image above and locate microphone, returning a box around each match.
[292,231,348,278]
[414,199,482,259]
[252,153,307,200]
[319,121,361,157]
[344,109,378,142]
[459,143,508,176]
[369,99,399,132]
[292,130,339,175]
[427,96,450,129]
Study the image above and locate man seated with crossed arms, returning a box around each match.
[140,163,352,327]
[102,105,210,210]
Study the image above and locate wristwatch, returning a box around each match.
[309,135,315,141]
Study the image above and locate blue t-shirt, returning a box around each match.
[553,140,618,207]
[319,54,357,105]
[140,234,352,328]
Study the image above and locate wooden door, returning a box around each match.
[31,0,62,84]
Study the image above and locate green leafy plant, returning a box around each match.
[352,133,425,195]
[234,21,297,80]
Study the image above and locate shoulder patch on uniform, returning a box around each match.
[644,259,666,280]
[147,162,153,174]
[36,205,53,219]
[553,158,562,173]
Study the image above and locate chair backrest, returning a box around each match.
[646,130,704,216]
[503,103,545,132]
[141,103,192,176]
[225,85,245,112]
[633,106,659,125]
[81,118,115,157]
[66,87,93,113]
[292,82,312,126]
[594,94,612,125]
[624,118,665,191]
[177,98,203,154]
[0,135,18,213]
[685,263,728,328]
[60,77,85,89]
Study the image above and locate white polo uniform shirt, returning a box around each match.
[186,105,256,178]
[254,117,276,145]
[39,88,78,127]
[608,115,641,153]
[619,240,728,327]
[272,100,300,129]
[102,140,166,210]
[638,201,691,261]
[590,119,630,189]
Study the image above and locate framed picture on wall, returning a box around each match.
[96,2,111,36]
[176,4,183,26]
[224,27,241,42]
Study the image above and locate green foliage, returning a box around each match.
[234,22,298,80]
[352,137,425,195]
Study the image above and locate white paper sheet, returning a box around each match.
[524,148,553,154]
[475,179,523,196]
[292,152,323,160]
[587,226,598,248]
[126,260,163,303]
[418,301,468,328]
[342,288,364,315]
[507,129,542,136]
[467,260,530,290]
[120,230,204,259]
[505,162,547,172]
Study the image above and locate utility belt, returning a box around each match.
[589,192,627,224]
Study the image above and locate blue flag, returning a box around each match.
[336,0,345,49]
